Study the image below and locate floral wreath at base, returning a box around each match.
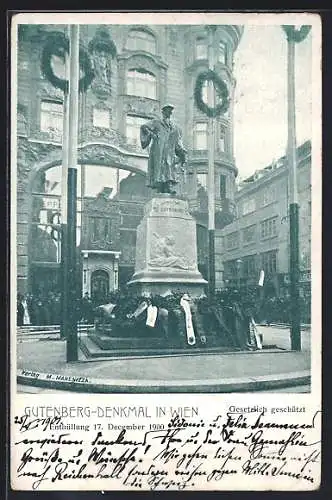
[194,69,229,118]
[41,31,94,93]
[282,25,311,43]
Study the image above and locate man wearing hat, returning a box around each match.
[140,104,187,194]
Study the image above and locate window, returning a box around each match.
[223,260,237,279]
[194,122,207,150]
[220,174,226,199]
[195,37,208,59]
[260,217,278,239]
[225,231,239,250]
[218,41,226,64]
[262,250,277,274]
[242,255,257,277]
[242,198,256,215]
[127,69,157,99]
[93,108,110,129]
[220,126,226,152]
[262,186,277,206]
[300,249,311,270]
[197,173,208,191]
[126,29,156,54]
[40,100,63,140]
[126,114,147,149]
[242,224,256,245]
[196,173,208,210]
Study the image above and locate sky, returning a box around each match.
[233,25,312,180]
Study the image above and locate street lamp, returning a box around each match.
[236,258,243,292]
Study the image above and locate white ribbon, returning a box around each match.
[180,297,196,345]
[146,305,158,328]
[251,318,263,349]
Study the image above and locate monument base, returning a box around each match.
[127,279,206,298]
[128,195,207,297]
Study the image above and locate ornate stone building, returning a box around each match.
[16,24,243,301]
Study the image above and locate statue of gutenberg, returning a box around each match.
[140,104,187,194]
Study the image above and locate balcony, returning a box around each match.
[189,197,236,229]
[79,126,148,156]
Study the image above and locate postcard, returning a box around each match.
[10,11,321,491]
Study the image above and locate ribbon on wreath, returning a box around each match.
[146,305,158,328]
[180,295,196,346]
[247,317,263,350]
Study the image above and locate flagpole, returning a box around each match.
[60,25,70,339]
[286,30,301,351]
[66,24,80,362]
[207,25,216,302]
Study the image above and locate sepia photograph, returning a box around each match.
[13,16,317,396]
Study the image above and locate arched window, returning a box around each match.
[126,29,156,54]
[127,69,157,99]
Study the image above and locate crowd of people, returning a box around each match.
[17,286,311,327]
[17,291,95,326]
[214,287,311,325]
[17,292,62,326]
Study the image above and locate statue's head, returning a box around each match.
[162,104,174,119]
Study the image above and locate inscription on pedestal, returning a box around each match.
[145,197,192,219]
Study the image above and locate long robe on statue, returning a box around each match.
[140,118,186,190]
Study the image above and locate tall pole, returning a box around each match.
[66,25,80,362]
[286,32,301,351]
[60,26,70,339]
[207,25,216,302]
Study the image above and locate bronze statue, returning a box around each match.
[140,104,187,194]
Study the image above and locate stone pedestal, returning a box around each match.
[128,196,207,297]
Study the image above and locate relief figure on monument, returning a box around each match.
[140,104,187,194]
[149,232,194,270]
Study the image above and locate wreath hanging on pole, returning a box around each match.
[194,69,229,118]
[282,25,311,43]
[41,31,94,93]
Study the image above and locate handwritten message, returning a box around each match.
[11,406,321,491]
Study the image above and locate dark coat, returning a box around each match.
[140,118,186,188]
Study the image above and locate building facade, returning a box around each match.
[16,24,243,301]
[215,141,311,297]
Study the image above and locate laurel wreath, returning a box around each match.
[194,70,229,118]
[41,31,94,93]
[282,25,311,43]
